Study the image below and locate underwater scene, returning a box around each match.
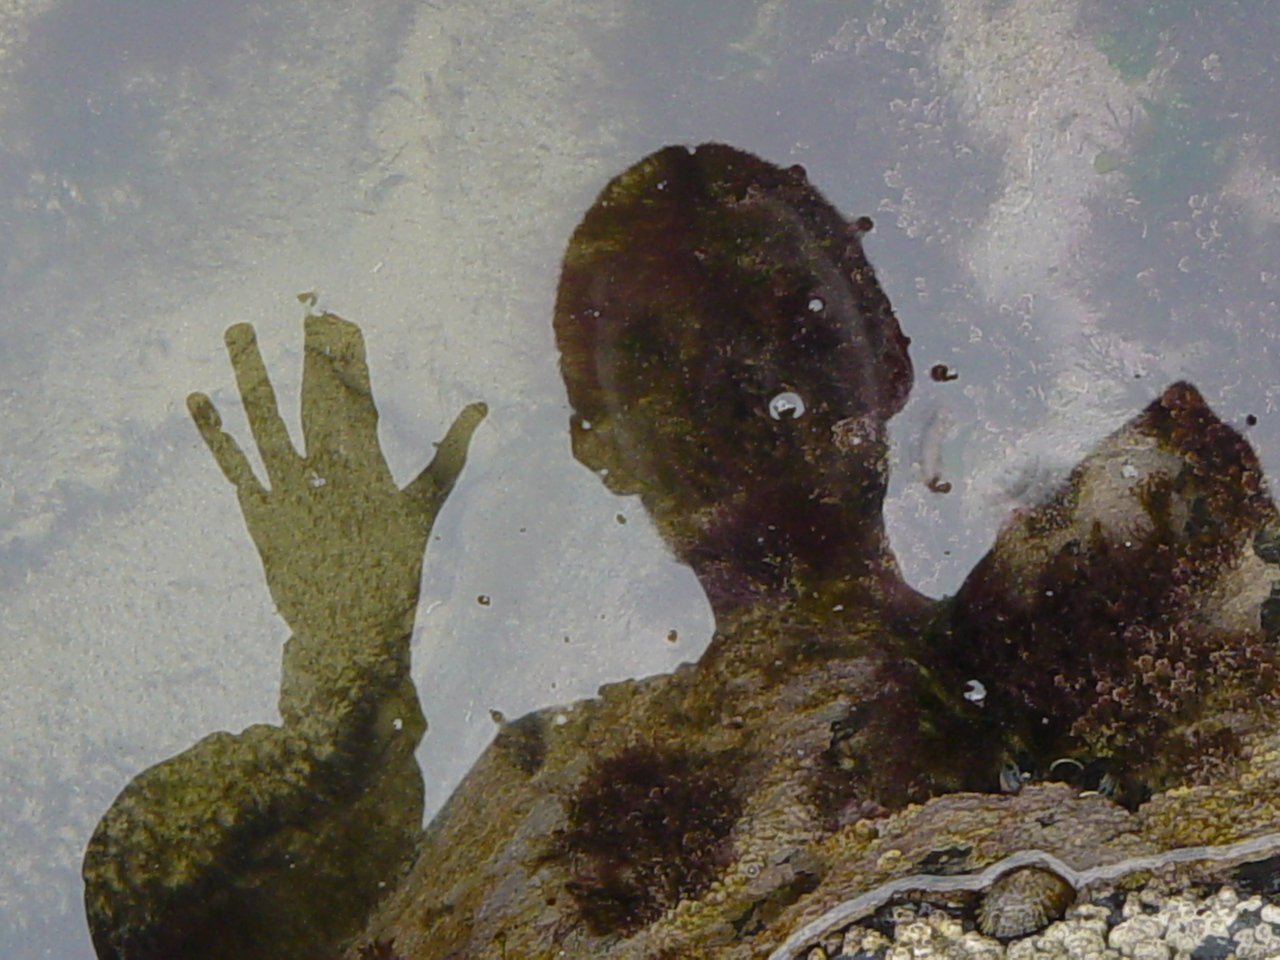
[3,1,1280,958]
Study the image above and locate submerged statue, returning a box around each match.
[83,145,1280,959]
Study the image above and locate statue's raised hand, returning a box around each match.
[188,312,486,648]
[84,310,485,960]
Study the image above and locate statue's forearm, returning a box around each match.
[277,625,426,754]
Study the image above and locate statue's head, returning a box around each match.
[554,144,913,606]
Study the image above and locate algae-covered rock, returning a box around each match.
[925,380,1280,803]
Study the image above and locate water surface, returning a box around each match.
[2,1,1277,955]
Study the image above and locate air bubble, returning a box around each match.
[768,391,806,420]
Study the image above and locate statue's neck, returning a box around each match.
[676,494,908,620]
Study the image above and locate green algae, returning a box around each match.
[1094,93,1230,207]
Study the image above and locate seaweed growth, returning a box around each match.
[926,382,1280,801]
[559,743,742,935]
[812,650,946,819]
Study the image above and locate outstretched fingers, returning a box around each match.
[187,392,267,499]
[405,401,488,518]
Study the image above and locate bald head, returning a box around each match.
[554,144,913,605]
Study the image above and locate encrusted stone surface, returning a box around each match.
[813,882,1280,960]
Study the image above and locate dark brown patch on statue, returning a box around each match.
[558,743,741,934]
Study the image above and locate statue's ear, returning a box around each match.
[569,413,642,495]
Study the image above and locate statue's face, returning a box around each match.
[556,144,912,563]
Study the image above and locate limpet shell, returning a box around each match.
[977,866,1075,939]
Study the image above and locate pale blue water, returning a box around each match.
[2,1,1277,955]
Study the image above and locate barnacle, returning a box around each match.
[976,866,1075,939]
